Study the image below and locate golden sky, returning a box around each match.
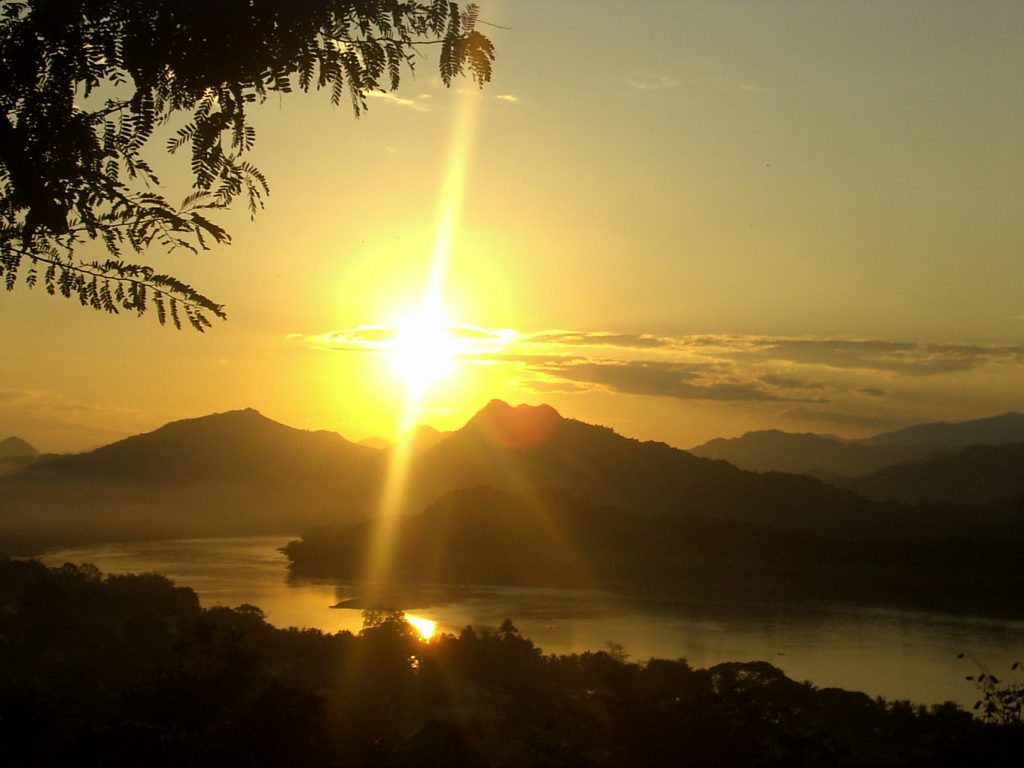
[3,1,1023,452]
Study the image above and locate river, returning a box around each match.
[37,535,1023,709]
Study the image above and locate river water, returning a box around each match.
[37,535,1023,709]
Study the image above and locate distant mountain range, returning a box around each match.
[690,412,1024,478]
[6,402,1024,612]
[690,430,940,478]
[865,411,1024,447]
[3,402,1024,553]
[2,402,878,545]
[836,441,1024,506]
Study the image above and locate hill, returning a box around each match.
[689,430,939,477]
[0,436,41,477]
[3,400,876,549]
[839,441,1024,506]
[5,401,1021,557]
[401,400,878,532]
[285,484,1024,615]
[22,407,378,483]
[866,411,1024,447]
[0,436,38,459]
[1,409,385,547]
[688,412,1024,479]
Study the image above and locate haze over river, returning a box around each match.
[37,536,1023,709]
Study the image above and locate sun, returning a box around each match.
[389,305,458,394]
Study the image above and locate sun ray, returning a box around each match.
[362,91,480,595]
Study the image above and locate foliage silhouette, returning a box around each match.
[961,654,1024,727]
[0,0,495,328]
[2,558,1022,767]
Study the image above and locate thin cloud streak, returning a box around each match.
[529,360,828,404]
[626,72,679,92]
[366,90,431,111]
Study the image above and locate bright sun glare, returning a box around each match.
[404,613,437,641]
[389,306,458,394]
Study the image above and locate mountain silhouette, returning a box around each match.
[0,436,38,459]
[690,430,939,477]
[865,411,1024,448]
[24,408,379,481]
[0,436,41,478]
[402,400,876,531]
[5,401,1019,554]
[3,409,384,545]
[838,441,1024,506]
[688,412,1024,478]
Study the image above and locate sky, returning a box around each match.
[3,0,1023,453]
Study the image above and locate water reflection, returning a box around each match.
[36,536,1024,708]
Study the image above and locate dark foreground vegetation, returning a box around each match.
[2,560,1021,767]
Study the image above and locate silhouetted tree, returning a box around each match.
[0,0,495,328]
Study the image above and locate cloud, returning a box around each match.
[495,93,519,102]
[724,338,1024,376]
[626,72,679,92]
[854,387,887,398]
[522,331,670,349]
[758,374,827,390]
[692,74,768,94]
[366,90,431,111]
[526,360,829,404]
[518,378,590,394]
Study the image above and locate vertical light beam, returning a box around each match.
[362,91,480,597]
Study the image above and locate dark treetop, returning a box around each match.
[0,0,494,328]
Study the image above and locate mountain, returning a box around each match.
[2,401,882,549]
[839,441,1024,506]
[2,409,385,545]
[689,430,939,477]
[0,436,38,460]
[688,412,1024,479]
[286,486,642,588]
[401,400,879,532]
[8,401,1021,557]
[23,408,377,482]
[866,411,1024,448]
[0,436,41,477]
[404,424,447,453]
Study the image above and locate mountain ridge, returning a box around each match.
[689,411,1024,478]
[866,411,1024,447]
[5,401,1023,551]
